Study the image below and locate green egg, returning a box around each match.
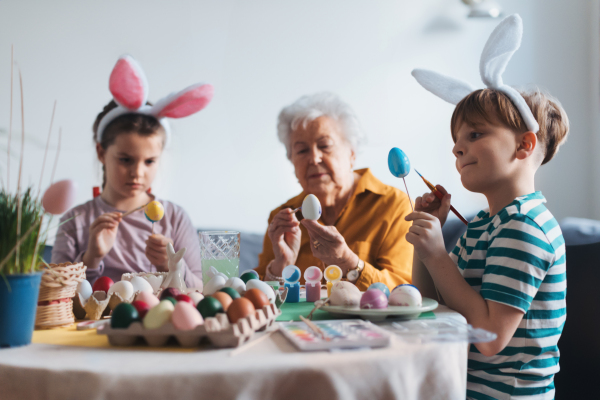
[111,303,139,329]
[164,297,177,306]
[240,270,259,284]
[197,297,224,319]
[219,287,241,299]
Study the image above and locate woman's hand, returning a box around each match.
[414,185,452,227]
[268,208,302,275]
[83,212,122,269]
[405,211,447,265]
[301,219,358,276]
[145,234,174,272]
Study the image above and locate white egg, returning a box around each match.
[203,275,227,295]
[329,281,362,306]
[188,292,205,305]
[302,194,321,221]
[225,277,246,295]
[107,280,134,300]
[389,285,422,307]
[76,280,93,301]
[130,276,154,294]
[245,279,275,303]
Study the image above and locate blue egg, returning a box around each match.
[388,148,411,178]
[367,282,391,298]
[392,283,419,293]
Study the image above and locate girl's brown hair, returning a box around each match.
[93,100,165,188]
[450,88,569,165]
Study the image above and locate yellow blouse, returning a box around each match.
[255,168,414,291]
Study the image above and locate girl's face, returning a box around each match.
[97,132,164,200]
[452,121,520,194]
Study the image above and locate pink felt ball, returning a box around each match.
[360,289,388,309]
[42,179,77,215]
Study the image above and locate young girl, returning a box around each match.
[52,55,213,289]
[408,15,568,399]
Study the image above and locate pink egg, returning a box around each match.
[42,179,77,215]
[360,289,388,309]
[172,301,204,331]
[135,291,160,308]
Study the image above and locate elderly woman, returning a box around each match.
[255,93,414,290]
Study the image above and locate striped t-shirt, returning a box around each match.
[450,192,566,400]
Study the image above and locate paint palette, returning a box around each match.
[278,319,391,351]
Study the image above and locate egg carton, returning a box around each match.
[97,303,281,348]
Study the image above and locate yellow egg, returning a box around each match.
[145,201,165,222]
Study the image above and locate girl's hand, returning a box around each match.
[84,212,122,268]
[414,185,452,227]
[145,234,174,272]
[405,211,447,265]
[268,208,302,276]
[301,220,358,276]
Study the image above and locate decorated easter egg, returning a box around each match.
[389,284,422,307]
[160,287,181,300]
[188,292,205,305]
[388,147,411,178]
[108,281,134,300]
[143,300,175,329]
[111,303,139,329]
[175,294,195,305]
[135,291,160,308]
[130,276,154,294]
[282,265,301,284]
[210,292,233,312]
[163,297,177,306]
[76,280,93,302]
[197,296,224,319]
[144,200,165,222]
[227,297,255,323]
[329,281,362,306]
[42,179,77,215]
[203,275,227,295]
[219,287,241,300]
[240,270,259,284]
[92,276,114,293]
[360,289,388,309]
[368,282,391,299]
[304,266,323,283]
[245,279,275,303]
[244,288,270,310]
[324,265,342,283]
[172,301,204,331]
[225,277,246,295]
[302,194,321,221]
[131,300,151,319]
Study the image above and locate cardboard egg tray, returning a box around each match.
[97,304,281,348]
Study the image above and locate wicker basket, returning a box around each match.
[35,262,86,329]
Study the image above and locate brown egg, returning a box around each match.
[227,298,255,323]
[243,288,270,310]
[210,292,233,312]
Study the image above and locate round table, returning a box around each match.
[0,306,468,400]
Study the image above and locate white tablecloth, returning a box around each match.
[0,306,468,400]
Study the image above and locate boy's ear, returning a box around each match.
[516,131,537,160]
[96,143,106,164]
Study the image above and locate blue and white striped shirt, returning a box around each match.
[450,192,566,400]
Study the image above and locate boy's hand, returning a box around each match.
[145,234,174,272]
[414,185,452,227]
[405,211,447,264]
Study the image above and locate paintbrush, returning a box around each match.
[414,169,468,225]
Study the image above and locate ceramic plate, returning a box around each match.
[320,297,438,322]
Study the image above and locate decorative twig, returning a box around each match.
[38,100,57,199]
[7,45,13,189]
[15,69,25,270]
[50,127,61,185]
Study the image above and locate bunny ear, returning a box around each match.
[479,14,523,88]
[151,83,214,119]
[109,55,149,110]
[173,247,186,263]
[166,242,175,257]
[411,69,475,105]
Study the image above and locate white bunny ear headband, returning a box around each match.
[95,55,214,145]
[411,14,539,134]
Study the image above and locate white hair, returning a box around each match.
[277,92,366,159]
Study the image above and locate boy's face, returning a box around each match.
[452,121,521,194]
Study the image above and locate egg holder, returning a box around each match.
[73,290,135,321]
[97,303,281,348]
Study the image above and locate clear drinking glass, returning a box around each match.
[199,231,240,282]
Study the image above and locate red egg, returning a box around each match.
[92,276,114,293]
[175,294,194,306]
[227,298,256,323]
[131,300,150,319]
[42,179,77,215]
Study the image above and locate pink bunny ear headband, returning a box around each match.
[411,14,539,134]
[95,55,214,146]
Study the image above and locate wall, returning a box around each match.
[0,0,597,241]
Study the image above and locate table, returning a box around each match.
[0,305,468,400]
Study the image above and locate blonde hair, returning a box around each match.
[450,88,569,165]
